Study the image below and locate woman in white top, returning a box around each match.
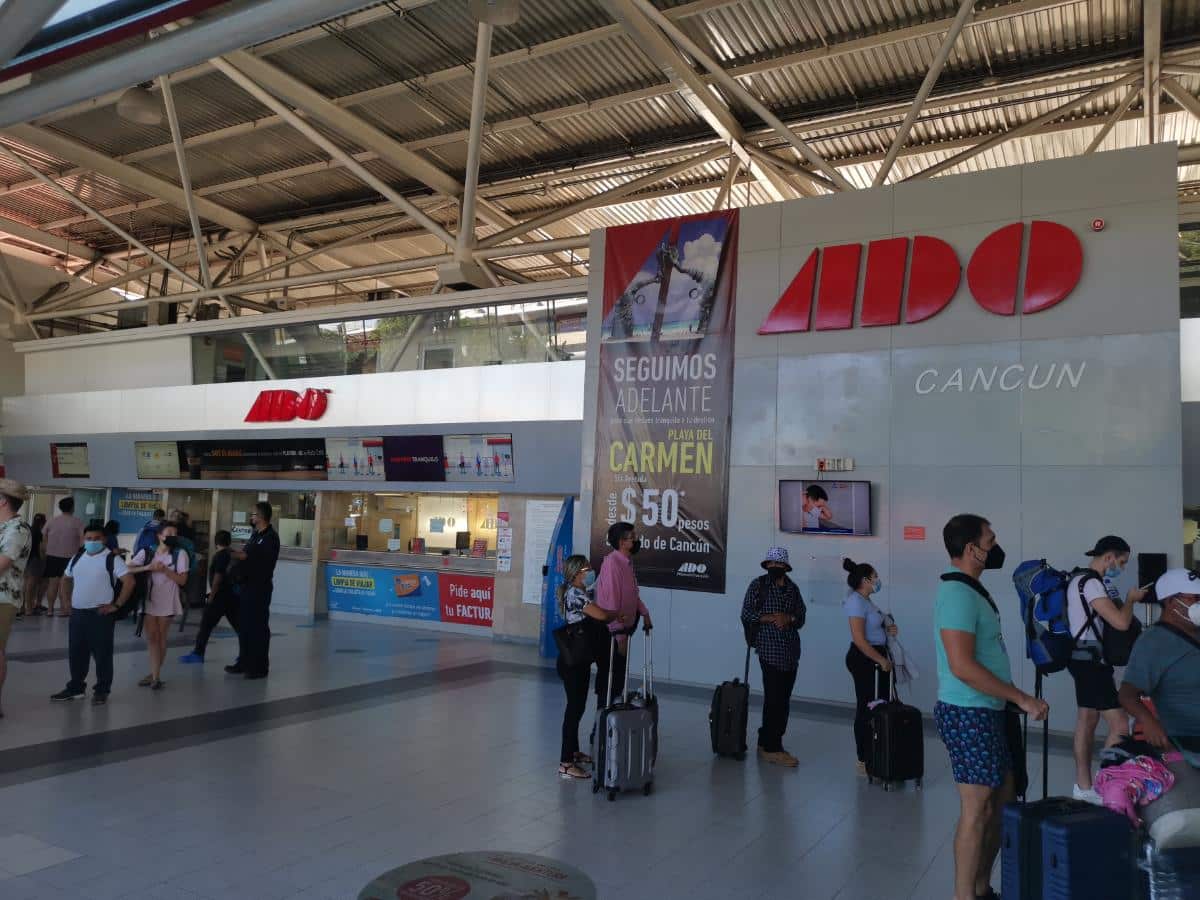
[556,554,621,781]
[128,522,188,690]
[842,557,897,774]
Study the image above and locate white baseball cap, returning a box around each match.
[1155,568,1200,600]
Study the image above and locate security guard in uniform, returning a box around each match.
[226,501,280,680]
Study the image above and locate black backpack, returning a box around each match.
[68,549,136,620]
[1072,569,1142,666]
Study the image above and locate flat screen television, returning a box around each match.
[779,480,872,536]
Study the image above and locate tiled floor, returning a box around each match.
[0,614,1076,899]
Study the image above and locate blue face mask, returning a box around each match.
[872,578,883,594]
[84,540,104,555]
[583,570,596,590]
[1105,565,1123,580]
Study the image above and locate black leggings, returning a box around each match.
[846,643,890,763]
[557,656,592,764]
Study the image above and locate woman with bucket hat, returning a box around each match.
[740,547,807,766]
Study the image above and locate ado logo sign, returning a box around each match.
[244,388,331,423]
[758,220,1082,334]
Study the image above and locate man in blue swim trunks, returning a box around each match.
[934,514,1049,900]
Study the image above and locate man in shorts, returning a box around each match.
[934,514,1049,900]
[43,497,84,617]
[0,479,31,717]
[1065,535,1145,804]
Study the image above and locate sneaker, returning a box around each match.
[761,750,799,768]
[179,652,204,664]
[151,680,165,691]
[1072,783,1103,806]
[224,665,245,675]
[50,689,84,702]
[91,694,108,706]
[855,760,868,777]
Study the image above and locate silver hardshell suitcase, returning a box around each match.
[592,629,656,801]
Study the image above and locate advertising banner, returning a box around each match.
[443,434,514,482]
[590,210,738,593]
[325,564,441,621]
[110,488,163,534]
[325,437,384,480]
[50,442,90,478]
[177,439,327,480]
[324,565,493,628]
[539,497,574,659]
[382,435,447,482]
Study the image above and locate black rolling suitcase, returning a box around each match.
[709,645,750,759]
[866,670,923,790]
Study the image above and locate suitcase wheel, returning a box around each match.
[592,783,599,794]
[607,790,616,802]
[915,778,923,791]
[643,783,652,796]
[883,781,892,792]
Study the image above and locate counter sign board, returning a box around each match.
[325,565,492,628]
[590,210,738,593]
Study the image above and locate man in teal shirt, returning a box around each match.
[934,514,1049,900]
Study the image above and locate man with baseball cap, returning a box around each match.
[740,547,806,766]
[1064,535,1146,804]
[1119,568,1200,748]
[0,478,31,717]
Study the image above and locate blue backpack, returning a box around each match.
[1012,559,1077,674]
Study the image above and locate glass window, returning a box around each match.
[320,491,498,558]
[193,296,588,383]
[1183,223,1200,318]
[215,490,316,549]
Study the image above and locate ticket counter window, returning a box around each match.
[216,490,316,549]
[321,492,499,557]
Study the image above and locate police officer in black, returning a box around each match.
[226,501,280,680]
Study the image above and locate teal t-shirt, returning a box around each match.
[1122,625,1200,738]
[934,569,1012,711]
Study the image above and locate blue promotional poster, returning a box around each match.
[325,565,440,621]
[539,497,575,659]
[109,488,163,534]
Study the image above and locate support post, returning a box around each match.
[458,21,494,255]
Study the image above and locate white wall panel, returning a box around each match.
[25,336,192,395]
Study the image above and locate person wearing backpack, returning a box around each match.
[129,522,188,690]
[133,509,165,561]
[180,530,240,665]
[50,521,134,705]
[1065,535,1147,805]
[740,547,806,767]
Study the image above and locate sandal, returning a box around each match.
[151,680,165,691]
[138,675,154,687]
[573,752,593,766]
[558,763,589,781]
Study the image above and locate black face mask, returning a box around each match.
[767,566,786,580]
[163,536,180,549]
[630,539,641,555]
[983,543,1005,570]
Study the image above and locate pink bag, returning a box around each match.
[1094,756,1176,826]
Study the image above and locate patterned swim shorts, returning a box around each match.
[934,701,1011,788]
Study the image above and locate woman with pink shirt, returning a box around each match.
[128,522,188,690]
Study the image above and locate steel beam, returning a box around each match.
[221,49,461,199]
[906,71,1141,180]
[158,76,212,290]
[212,56,457,248]
[627,0,853,191]
[607,0,799,200]
[0,144,205,290]
[874,0,975,186]
[479,145,727,248]
[459,22,494,254]
[1145,0,1162,144]
[1162,77,1200,126]
[1085,82,1143,153]
[212,233,261,286]
[4,124,260,234]
[0,0,393,130]
[712,157,739,211]
[0,2,68,72]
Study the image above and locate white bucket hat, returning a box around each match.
[761,547,792,572]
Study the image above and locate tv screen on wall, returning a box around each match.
[779,480,872,536]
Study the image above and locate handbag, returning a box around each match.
[553,619,594,667]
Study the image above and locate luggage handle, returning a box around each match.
[605,632,618,708]
[743,643,751,686]
[642,626,653,700]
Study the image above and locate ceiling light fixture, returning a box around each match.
[116,82,162,126]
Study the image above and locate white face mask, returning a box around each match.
[1183,599,1200,627]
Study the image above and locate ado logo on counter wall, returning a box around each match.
[758,220,1083,334]
[244,388,331,423]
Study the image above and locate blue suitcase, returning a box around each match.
[1001,798,1093,900]
[1041,806,1136,899]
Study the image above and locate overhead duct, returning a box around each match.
[435,259,492,291]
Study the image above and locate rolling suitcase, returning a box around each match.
[1040,805,1137,899]
[629,629,659,766]
[592,630,656,802]
[866,670,923,790]
[1001,798,1093,900]
[709,645,750,758]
